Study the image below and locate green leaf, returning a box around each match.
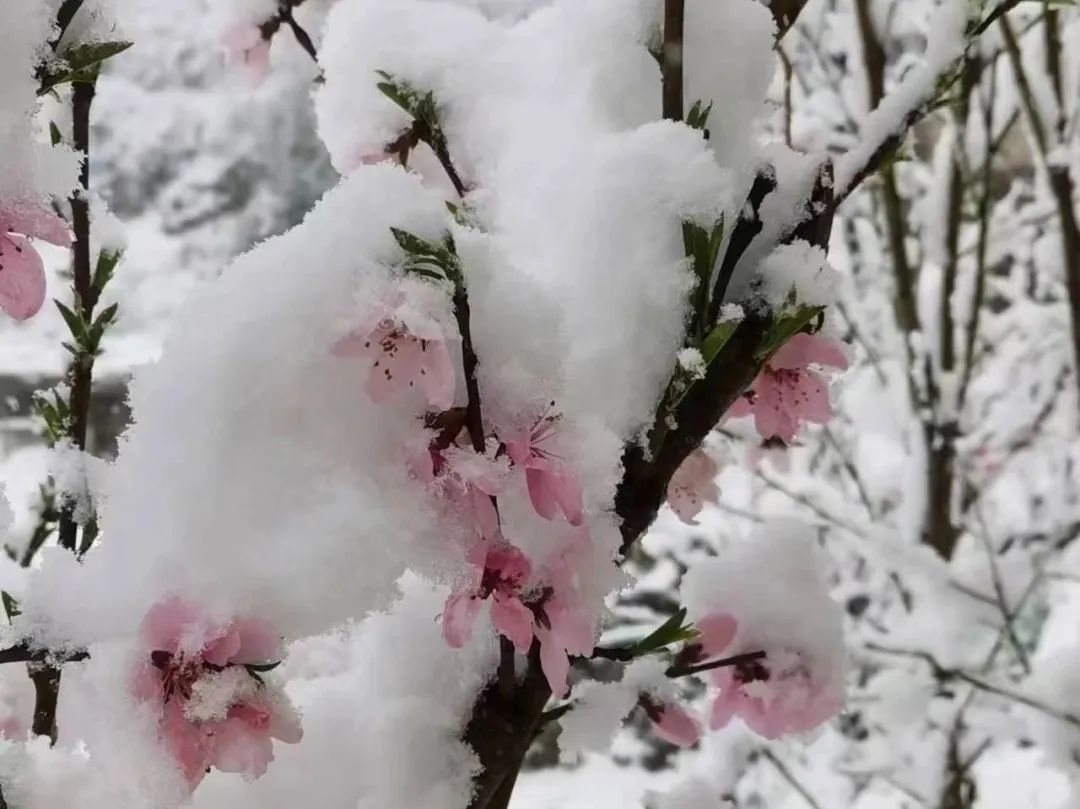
[755,304,823,360]
[87,302,119,350]
[39,41,133,94]
[630,609,697,655]
[92,249,122,293]
[685,99,714,134]
[49,121,62,147]
[54,300,87,343]
[390,227,443,259]
[2,592,20,623]
[701,315,741,366]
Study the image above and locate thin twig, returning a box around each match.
[761,748,825,809]
[667,650,766,679]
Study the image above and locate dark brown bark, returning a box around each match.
[57,80,98,555]
[662,1,684,122]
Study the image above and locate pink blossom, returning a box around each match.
[533,529,595,696]
[0,201,72,320]
[708,649,841,740]
[641,698,702,748]
[222,24,270,84]
[134,598,300,790]
[334,287,457,411]
[535,594,593,697]
[695,612,738,659]
[666,449,718,525]
[442,541,534,651]
[505,411,584,526]
[728,333,847,445]
[410,437,506,541]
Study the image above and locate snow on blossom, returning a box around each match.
[707,649,841,739]
[22,166,455,647]
[222,24,271,85]
[0,201,72,320]
[506,410,585,526]
[334,278,458,411]
[728,332,848,444]
[135,591,304,790]
[442,540,534,652]
[533,528,596,696]
[133,598,300,789]
[681,519,845,740]
[666,449,719,525]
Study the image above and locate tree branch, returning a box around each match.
[662,1,685,122]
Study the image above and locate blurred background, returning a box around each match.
[3,1,1080,807]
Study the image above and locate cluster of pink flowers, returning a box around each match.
[0,201,72,321]
[641,612,840,747]
[729,332,847,445]
[663,333,845,522]
[133,598,302,790]
[335,276,595,696]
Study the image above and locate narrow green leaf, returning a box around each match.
[38,41,133,94]
[755,305,823,360]
[54,300,86,342]
[701,316,741,366]
[92,249,122,293]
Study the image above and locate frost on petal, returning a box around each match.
[667,449,718,525]
[650,703,702,748]
[0,235,46,320]
[441,591,481,648]
[491,594,535,652]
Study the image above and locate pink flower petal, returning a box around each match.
[709,690,740,731]
[161,700,213,791]
[229,619,283,665]
[727,394,754,419]
[547,600,593,657]
[771,332,847,371]
[491,594,535,652]
[421,337,456,410]
[202,627,243,667]
[538,629,572,698]
[524,466,560,521]
[2,202,72,246]
[795,371,832,425]
[697,613,737,658]
[651,704,702,748]
[442,591,481,648]
[0,235,46,320]
[139,596,204,653]
[667,450,718,525]
[210,705,275,778]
